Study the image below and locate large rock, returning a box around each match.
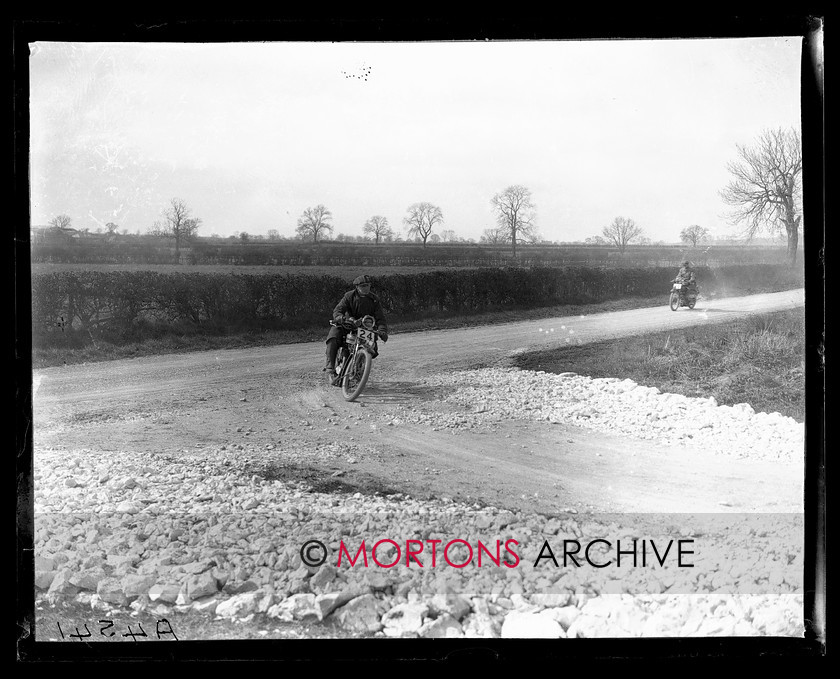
[182,559,216,575]
[316,588,367,619]
[191,595,221,615]
[115,500,144,514]
[530,591,572,608]
[565,596,642,638]
[35,570,56,590]
[309,565,337,592]
[462,611,500,638]
[419,614,463,638]
[544,605,581,631]
[215,589,274,619]
[501,611,565,639]
[429,591,472,621]
[186,571,220,600]
[96,577,129,606]
[69,568,108,592]
[121,573,157,599]
[148,583,181,604]
[223,579,260,595]
[267,593,321,622]
[46,569,78,603]
[381,602,428,637]
[333,594,384,634]
[106,554,137,571]
[35,556,57,571]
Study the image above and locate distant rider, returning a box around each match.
[324,274,389,377]
[674,260,698,300]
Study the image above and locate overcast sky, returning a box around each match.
[28,38,802,243]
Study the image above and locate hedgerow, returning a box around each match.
[31,264,803,349]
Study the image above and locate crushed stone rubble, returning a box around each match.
[34,367,805,639]
[413,368,804,463]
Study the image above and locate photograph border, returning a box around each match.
[14,13,825,664]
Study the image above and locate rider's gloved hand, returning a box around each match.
[379,330,389,342]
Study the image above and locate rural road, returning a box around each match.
[31,289,806,516]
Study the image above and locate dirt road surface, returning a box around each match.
[31,289,806,515]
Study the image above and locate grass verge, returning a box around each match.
[514,309,806,421]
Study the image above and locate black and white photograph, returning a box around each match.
[17,18,824,661]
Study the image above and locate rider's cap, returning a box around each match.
[353,275,372,286]
[682,260,691,267]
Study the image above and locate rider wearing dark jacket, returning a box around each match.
[324,275,389,372]
[674,261,698,297]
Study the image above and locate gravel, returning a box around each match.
[412,368,804,464]
[33,367,805,639]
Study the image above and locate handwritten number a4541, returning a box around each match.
[57,619,176,641]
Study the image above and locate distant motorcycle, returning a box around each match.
[327,315,383,401]
[669,280,698,311]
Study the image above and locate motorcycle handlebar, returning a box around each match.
[329,318,383,334]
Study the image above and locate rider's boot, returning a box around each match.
[324,339,339,384]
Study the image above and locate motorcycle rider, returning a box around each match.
[674,260,698,301]
[324,274,389,379]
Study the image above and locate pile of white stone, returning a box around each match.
[34,432,804,639]
[418,369,804,463]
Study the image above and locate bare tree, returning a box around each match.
[160,198,201,259]
[490,185,537,257]
[602,216,643,252]
[680,224,710,247]
[480,226,511,245]
[720,127,802,265]
[266,229,280,241]
[440,229,457,243]
[403,202,444,247]
[48,214,73,230]
[363,215,393,244]
[296,205,333,243]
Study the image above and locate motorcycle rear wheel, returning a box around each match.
[687,297,697,309]
[669,292,680,311]
[342,350,372,402]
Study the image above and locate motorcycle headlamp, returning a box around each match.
[362,315,376,330]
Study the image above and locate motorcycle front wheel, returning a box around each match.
[342,349,372,402]
[669,292,680,311]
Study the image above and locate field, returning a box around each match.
[29,236,794,269]
[30,262,472,276]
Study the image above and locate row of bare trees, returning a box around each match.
[46,199,199,253]
[297,127,803,260]
[584,128,803,262]
[44,128,802,263]
[292,185,541,252]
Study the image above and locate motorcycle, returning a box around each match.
[328,314,383,402]
[669,280,698,311]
